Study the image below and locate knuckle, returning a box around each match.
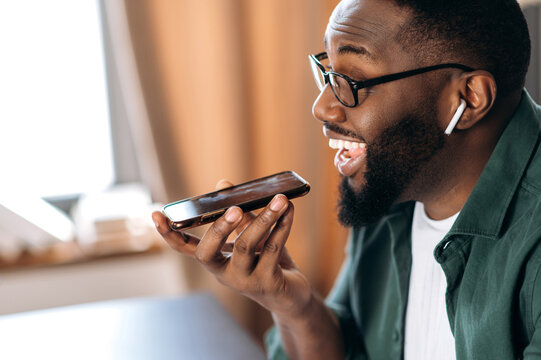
[194,248,212,265]
[263,241,280,254]
[257,210,275,227]
[234,239,251,255]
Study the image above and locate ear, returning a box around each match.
[455,70,497,131]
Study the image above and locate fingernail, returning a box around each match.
[224,207,241,223]
[270,195,286,211]
[151,214,160,229]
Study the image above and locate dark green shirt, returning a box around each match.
[266,91,541,359]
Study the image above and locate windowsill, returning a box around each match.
[0,183,167,271]
[0,237,165,271]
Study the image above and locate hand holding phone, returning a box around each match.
[162,171,310,230]
[152,181,314,323]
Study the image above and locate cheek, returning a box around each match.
[352,84,422,136]
[345,101,410,143]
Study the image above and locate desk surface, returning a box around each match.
[0,293,266,360]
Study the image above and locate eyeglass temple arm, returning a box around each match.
[355,63,474,89]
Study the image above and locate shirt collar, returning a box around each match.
[448,90,541,239]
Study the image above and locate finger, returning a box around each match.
[215,179,234,191]
[256,202,294,270]
[195,206,243,272]
[234,211,257,236]
[152,211,200,256]
[214,179,255,236]
[235,214,272,254]
[278,245,298,270]
[230,194,289,274]
[221,242,262,256]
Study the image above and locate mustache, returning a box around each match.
[323,122,365,143]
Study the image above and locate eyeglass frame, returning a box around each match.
[309,51,475,108]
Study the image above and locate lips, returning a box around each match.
[331,139,367,177]
[323,126,367,177]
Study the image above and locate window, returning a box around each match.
[0,0,114,199]
[524,1,541,103]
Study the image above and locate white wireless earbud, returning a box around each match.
[444,99,467,135]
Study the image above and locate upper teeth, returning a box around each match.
[329,139,366,150]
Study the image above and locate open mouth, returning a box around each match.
[328,138,367,177]
[329,138,366,157]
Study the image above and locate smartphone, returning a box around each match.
[162,170,310,230]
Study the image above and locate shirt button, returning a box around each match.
[393,330,400,341]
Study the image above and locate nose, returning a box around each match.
[312,84,346,124]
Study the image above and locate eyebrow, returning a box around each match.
[323,37,377,62]
[338,44,375,61]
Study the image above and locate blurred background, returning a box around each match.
[0,0,539,347]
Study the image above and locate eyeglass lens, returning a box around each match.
[310,56,356,107]
[309,59,326,90]
[330,75,355,106]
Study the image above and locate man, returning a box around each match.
[152,0,541,358]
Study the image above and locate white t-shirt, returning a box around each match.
[404,202,459,360]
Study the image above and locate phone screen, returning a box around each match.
[162,171,309,228]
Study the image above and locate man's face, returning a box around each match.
[314,0,448,226]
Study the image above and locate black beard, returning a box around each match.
[337,107,445,227]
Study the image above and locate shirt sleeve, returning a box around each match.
[265,229,367,360]
[265,326,291,360]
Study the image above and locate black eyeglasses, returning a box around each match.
[309,52,474,107]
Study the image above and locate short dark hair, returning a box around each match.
[393,0,531,96]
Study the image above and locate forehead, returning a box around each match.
[325,0,409,61]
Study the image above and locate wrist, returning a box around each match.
[272,290,321,328]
